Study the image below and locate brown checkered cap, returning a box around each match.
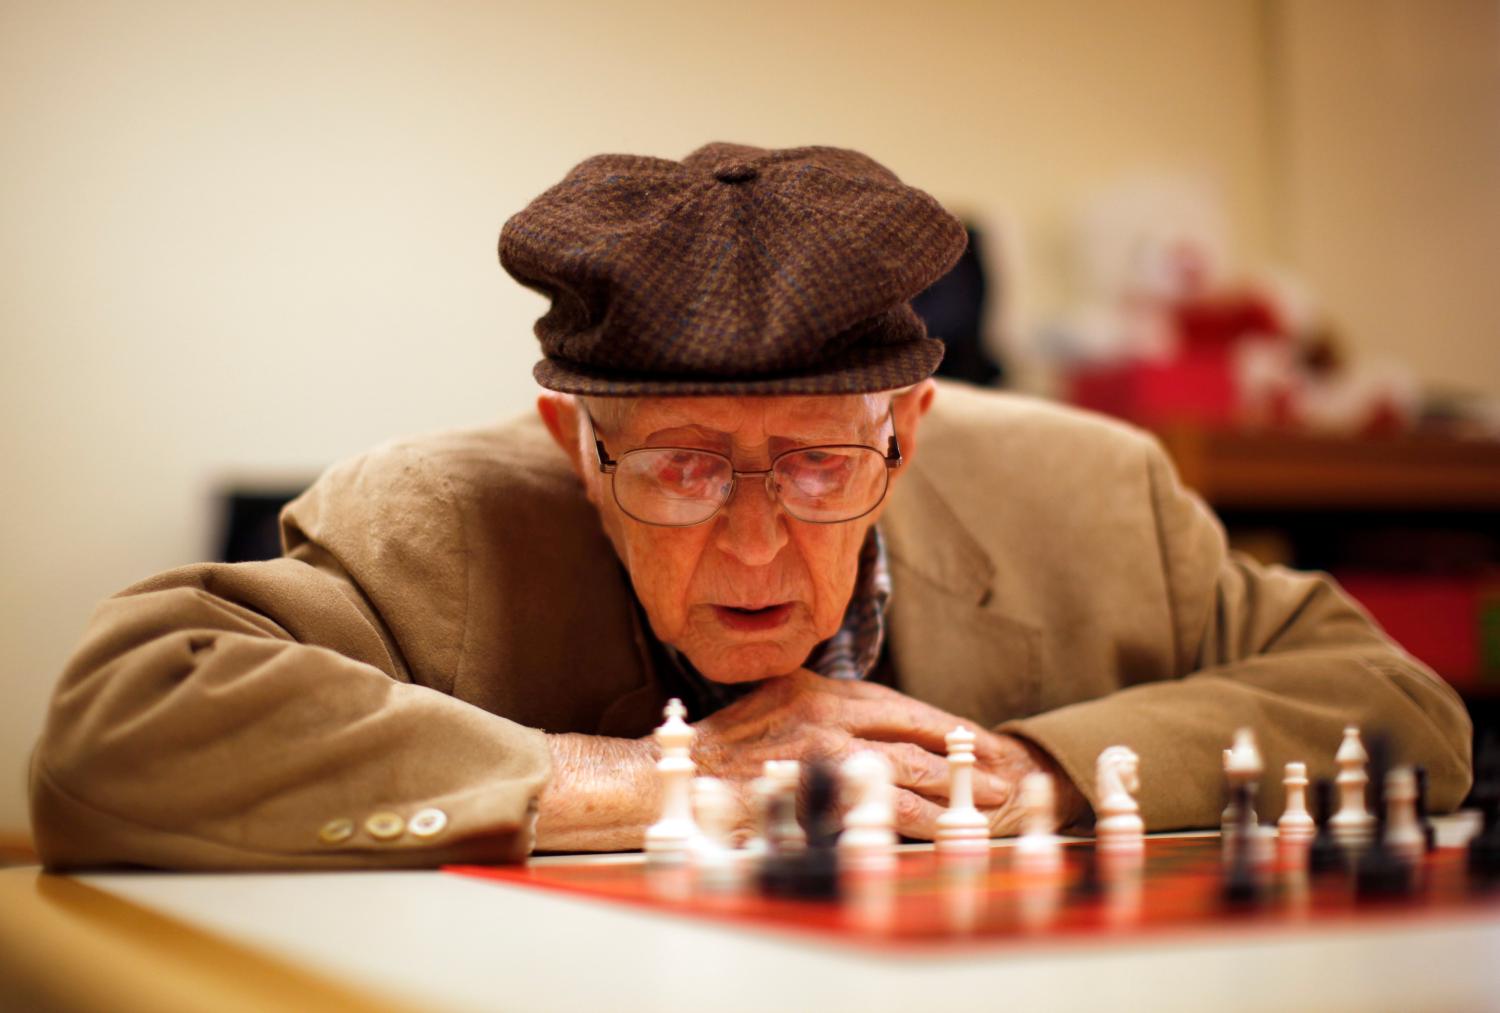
[500,142,967,395]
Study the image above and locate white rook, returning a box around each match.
[936,726,989,855]
[645,699,698,865]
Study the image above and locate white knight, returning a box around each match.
[1095,745,1144,855]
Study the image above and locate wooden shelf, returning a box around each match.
[1155,427,1500,510]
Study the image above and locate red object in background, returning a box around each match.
[1334,573,1494,690]
[1067,347,1238,428]
[1065,292,1287,429]
[1174,296,1282,348]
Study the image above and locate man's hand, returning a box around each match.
[692,670,1087,840]
[533,670,1088,852]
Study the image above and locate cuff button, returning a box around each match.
[409,808,448,838]
[318,817,355,845]
[365,811,406,841]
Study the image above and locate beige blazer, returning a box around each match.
[29,383,1472,869]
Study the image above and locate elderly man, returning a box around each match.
[30,143,1471,869]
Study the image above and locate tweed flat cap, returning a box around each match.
[499,142,968,395]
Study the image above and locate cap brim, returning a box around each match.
[533,337,945,396]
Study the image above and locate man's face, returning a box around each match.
[543,386,931,684]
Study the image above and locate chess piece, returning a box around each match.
[744,771,778,860]
[1095,745,1144,856]
[936,727,990,856]
[1467,735,1500,882]
[1223,784,1262,906]
[764,760,806,854]
[1330,726,1375,850]
[1383,766,1424,865]
[691,776,741,890]
[1277,762,1315,845]
[1414,765,1436,853]
[1014,771,1063,874]
[1307,777,1347,874]
[645,699,698,865]
[1355,734,1413,897]
[1222,728,1263,831]
[760,761,840,899]
[839,751,897,872]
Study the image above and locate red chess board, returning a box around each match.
[446,837,1500,953]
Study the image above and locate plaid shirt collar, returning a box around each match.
[655,526,892,718]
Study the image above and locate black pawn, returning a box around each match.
[1222,783,1260,906]
[1356,734,1413,897]
[759,761,840,900]
[803,760,841,850]
[1414,765,1436,853]
[1468,736,1500,883]
[757,793,798,897]
[1308,778,1346,874]
[1469,794,1500,884]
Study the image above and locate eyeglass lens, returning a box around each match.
[612,447,890,526]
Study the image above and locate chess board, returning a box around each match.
[446,836,1500,953]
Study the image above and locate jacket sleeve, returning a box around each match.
[29,464,552,871]
[1001,437,1474,831]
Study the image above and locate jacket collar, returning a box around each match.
[881,462,996,608]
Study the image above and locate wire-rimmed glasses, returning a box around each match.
[587,411,902,527]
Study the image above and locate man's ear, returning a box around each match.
[890,378,937,473]
[536,392,587,478]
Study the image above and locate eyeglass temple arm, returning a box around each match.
[581,405,619,474]
[594,439,618,473]
[885,429,903,468]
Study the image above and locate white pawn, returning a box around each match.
[1222,728,1263,830]
[1330,726,1375,849]
[1095,745,1144,856]
[691,777,741,890]
[1014,771,1063,874]
[936,727,990,855]
[839,751,897,872]
[645,699,699,865]
[1278,761,1315,844]
[1385,766,1425,864]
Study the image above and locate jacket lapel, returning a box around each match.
[882,465,1041,727]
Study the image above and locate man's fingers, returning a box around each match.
[892,788,947,840]
[985,803,1024,838]
[863,740,948,796]
[858,740,1013,807]
[832,690,1003,760]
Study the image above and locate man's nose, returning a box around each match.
[713,473,788,566]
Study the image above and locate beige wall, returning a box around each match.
[1270,0,1500,394]
[0,0,1476,839]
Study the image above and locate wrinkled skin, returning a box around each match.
[535,382,1085,849]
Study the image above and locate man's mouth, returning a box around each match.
[711,603,794,632]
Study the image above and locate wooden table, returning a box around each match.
[3,823,1499,1013]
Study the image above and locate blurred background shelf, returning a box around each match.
[1157,427,1500,511]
